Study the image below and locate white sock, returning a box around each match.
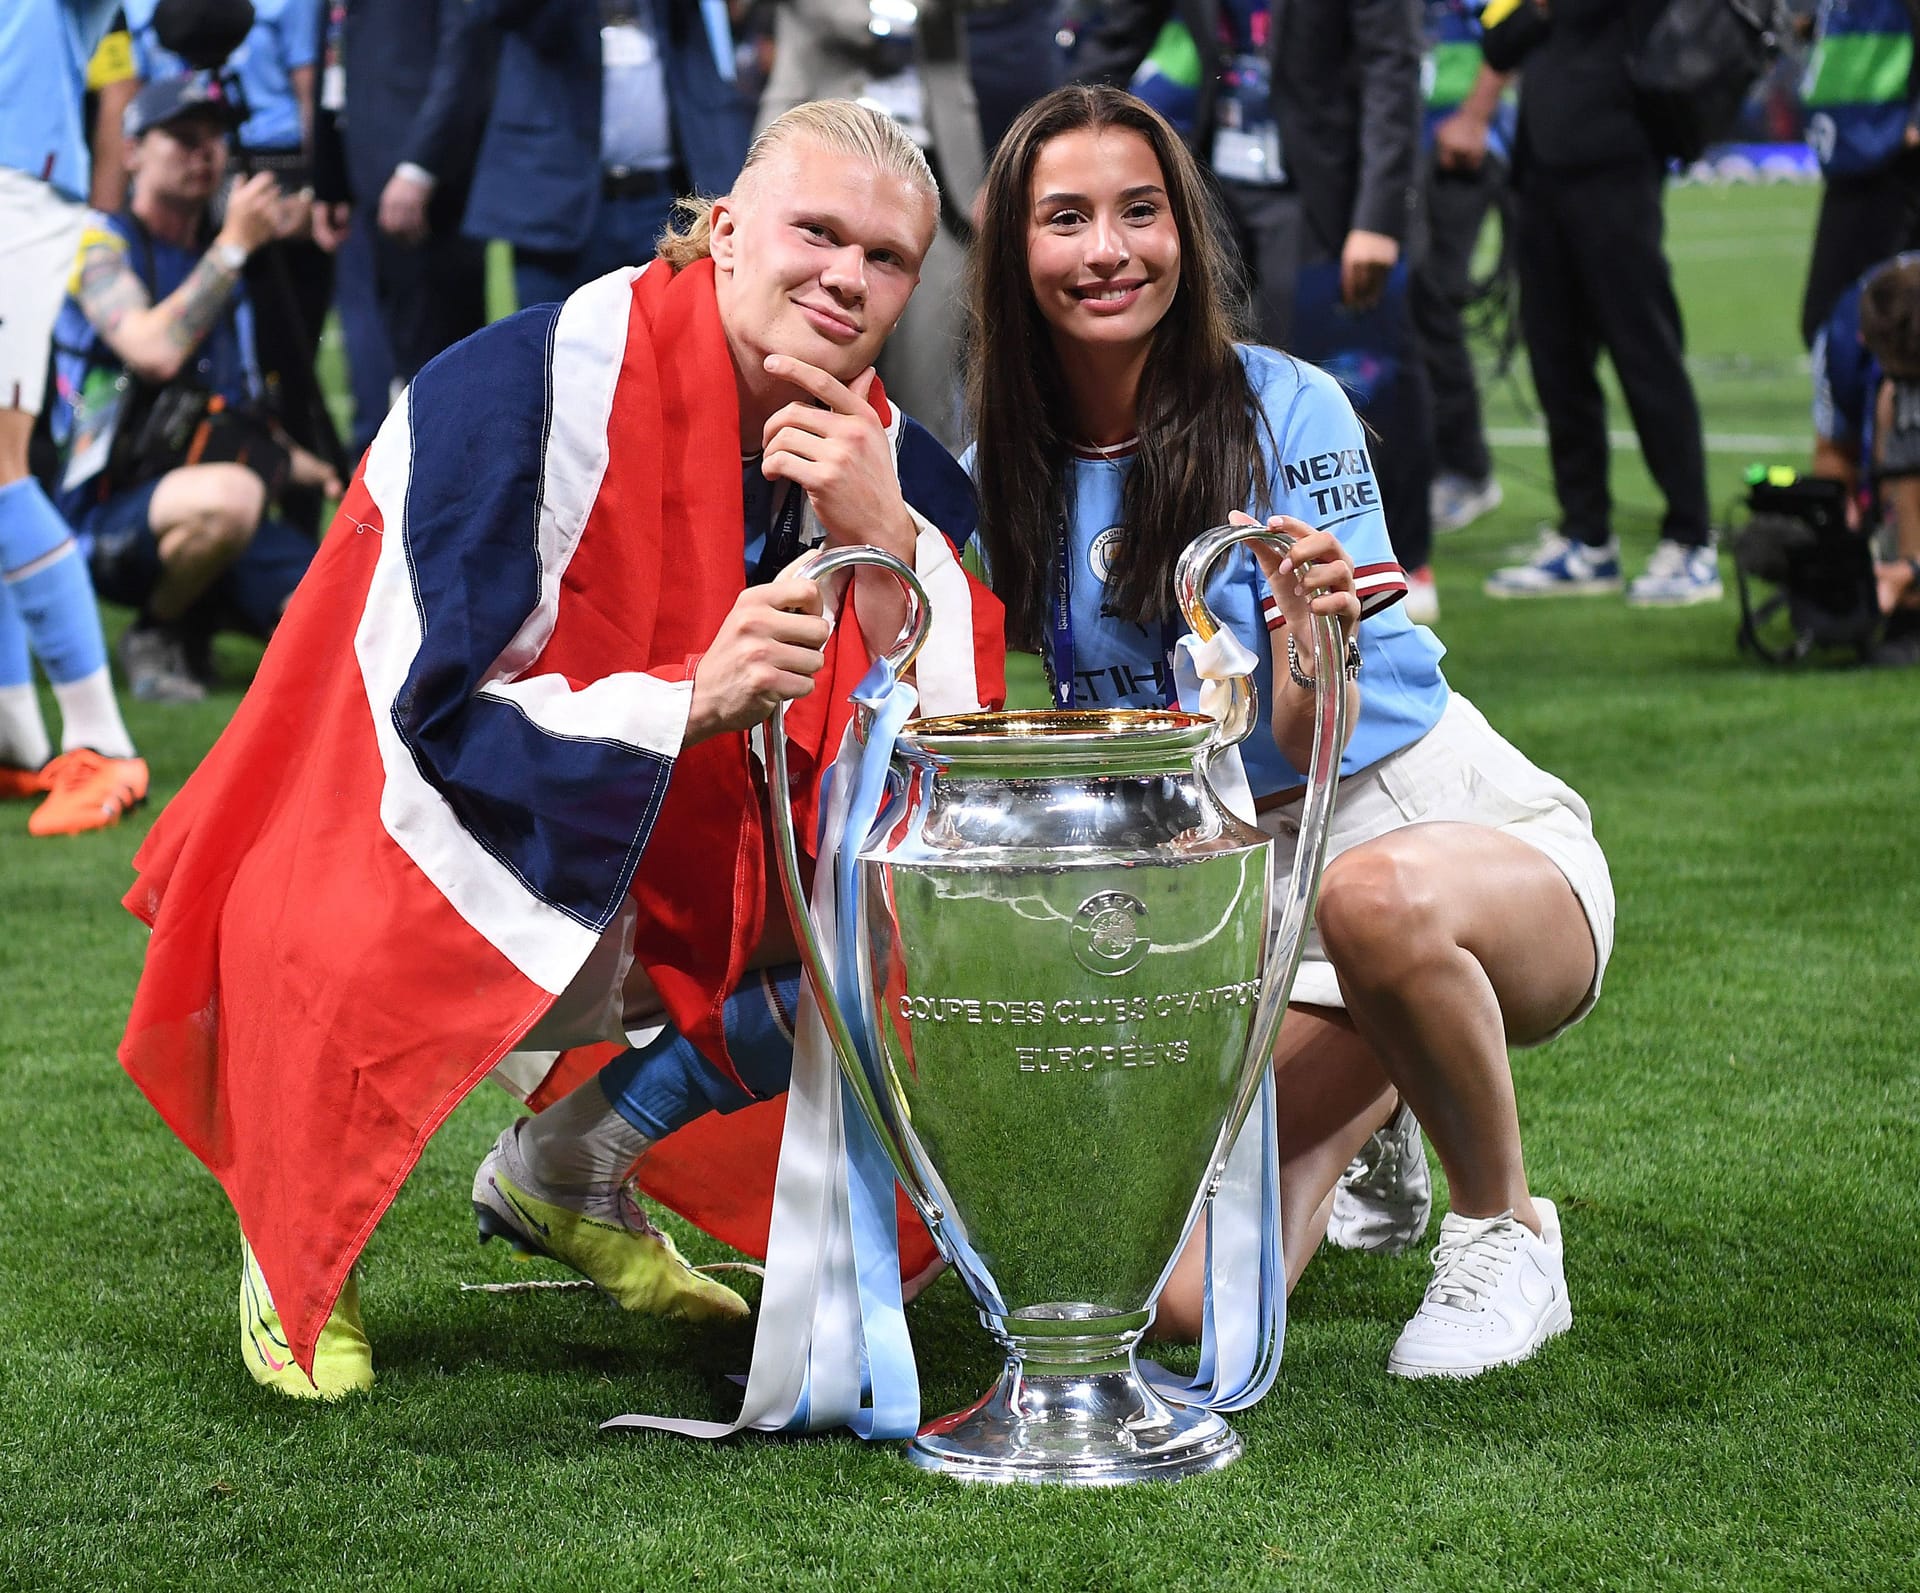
[514,1071,655,1219]
[0,684,52,769]
[50,665,135,758]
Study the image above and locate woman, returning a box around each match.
[966,85,1615,1379]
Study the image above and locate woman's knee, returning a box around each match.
[1315,841,1449,979]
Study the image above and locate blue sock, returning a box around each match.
[0,479,108,685]
[599,966,801,1141]
[0,582,31,688]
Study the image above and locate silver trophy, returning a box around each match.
[768,525,1345,1485]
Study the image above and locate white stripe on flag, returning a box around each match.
[905,508,986,717]
[357,392,604,995]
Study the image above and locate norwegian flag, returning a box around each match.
[118,259,1004,1374]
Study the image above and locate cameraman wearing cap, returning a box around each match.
[51,73,337,703]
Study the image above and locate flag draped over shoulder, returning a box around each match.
[119,257,1005,1375]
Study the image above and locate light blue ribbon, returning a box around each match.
[786,657,922,1439]
[1137,637,1287,1412]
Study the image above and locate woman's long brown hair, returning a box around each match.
[965,85,1268,652]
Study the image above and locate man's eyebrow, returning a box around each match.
[789,207,919,259]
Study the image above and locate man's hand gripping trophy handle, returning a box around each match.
[685,574,835,746]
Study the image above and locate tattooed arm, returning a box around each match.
[73,173,291,384]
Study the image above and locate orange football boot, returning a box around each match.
[27,748,150,836]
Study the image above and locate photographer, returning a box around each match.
[129,0,343,533]
[1811,252,1920,662]
[53,75,335,702]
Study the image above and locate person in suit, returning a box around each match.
[1478,0,1717,608]
[456,0,755,311]
[1074,0,1421,343]
[310,0,491,401]
[754,0,989,448]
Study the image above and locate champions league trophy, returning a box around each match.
[767,525,1346,1485]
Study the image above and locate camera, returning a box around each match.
[1732,468,1879,664]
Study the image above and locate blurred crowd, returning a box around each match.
[3,0,1919,838]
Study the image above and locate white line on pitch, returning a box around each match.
[1487,426,1801,454]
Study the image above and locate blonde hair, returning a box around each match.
[656,100,940,270]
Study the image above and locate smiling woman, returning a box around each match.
[964,84,1617,1383]
[966,85,1265,650]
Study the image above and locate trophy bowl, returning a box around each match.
[771,529,1345,1485]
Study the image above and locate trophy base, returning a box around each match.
[908,1364,1241,1486]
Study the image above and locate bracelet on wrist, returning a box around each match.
[1285,631,1361,689]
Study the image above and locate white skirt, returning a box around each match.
[1256,692,1615,1043]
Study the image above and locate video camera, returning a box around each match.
[1732,467,1880,665]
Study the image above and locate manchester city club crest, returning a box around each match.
[1088,525,1124,583]
[1070,889,1151,976]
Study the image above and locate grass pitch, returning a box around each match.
[3,181,1916,1591]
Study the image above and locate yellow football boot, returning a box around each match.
[473,1124,749,1323]
[240,1239,375,1399]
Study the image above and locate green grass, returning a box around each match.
[5,182,1918,1590]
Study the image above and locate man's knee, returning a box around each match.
[1315,840,1447,979]
[155,463,266,556]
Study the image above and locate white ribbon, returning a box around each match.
[605,664,920,1442]
[1137,629,1287,1412]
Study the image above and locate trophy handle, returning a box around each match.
[760,544,944,1220]
[1173,523,1350,1163]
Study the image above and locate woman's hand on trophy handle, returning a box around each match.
[1244,516,1361,646]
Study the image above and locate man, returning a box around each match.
[457,0,755,311]
[1480,0,1719,607]
[0,0,150,836]
[1415,4,1511,538]
[132,0,345,533]
[118,101,1005,1399]
[1074,0,1436,613]
[53,75,338,704]
[309,0,492,395]
[1811,252,1920,660]
[1798,0,1920,349]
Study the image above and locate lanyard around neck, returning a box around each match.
[750,483,808,586]
[1047,514,1179,710]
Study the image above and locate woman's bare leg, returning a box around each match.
[1314,821,1596,1238]
[1154,1005,1393,1339]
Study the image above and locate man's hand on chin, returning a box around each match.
[760,354,919,648]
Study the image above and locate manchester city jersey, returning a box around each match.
[1005,344,1451,795]
[1,1,150,199]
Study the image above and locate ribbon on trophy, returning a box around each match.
[1133,626,1287,1414]
[605,657,923,1442]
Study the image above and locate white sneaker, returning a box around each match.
[1430,473,1504,535]
[1326,1101,1432,1255]
[1485,533,1623,598]
[1387,1198,1572,1379]
[1626,539,1723,607]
